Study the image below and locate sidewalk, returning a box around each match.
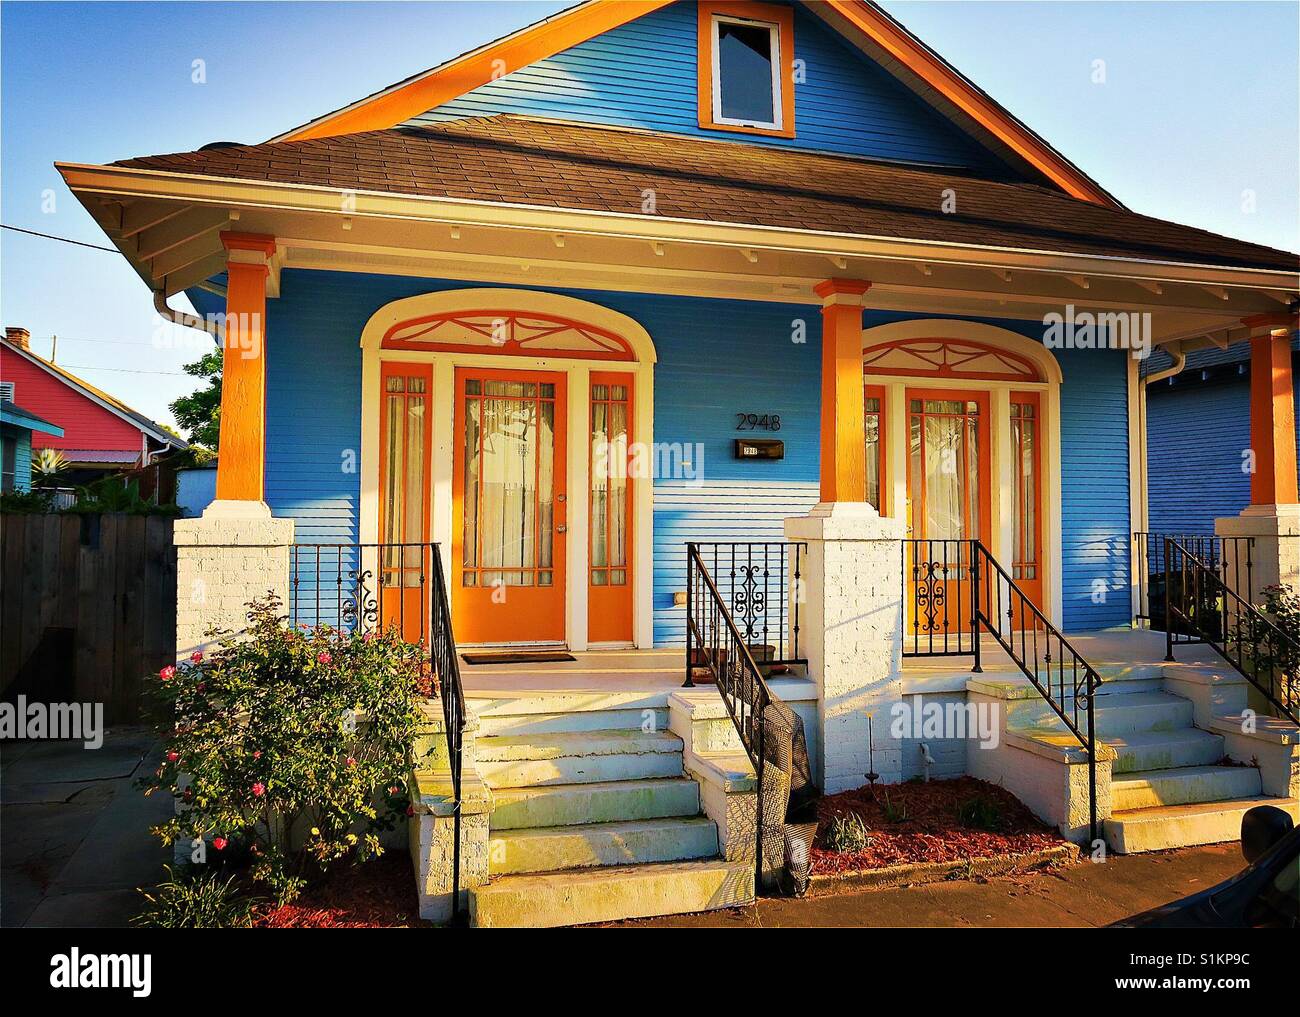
[1,728,171,928]
[603,843,1246,927]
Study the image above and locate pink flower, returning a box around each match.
[159,665,176,682]
[196,682,206,693]
[405,805,415,817]
[190,651,203,664]
[346,756,357,768]
[212,836,228,851]
[387,785,401,795]
[166,751,179,763]
[317,651,333,665]
[251,782,266,797]
[252,750,262,760]
[363,632,377,642]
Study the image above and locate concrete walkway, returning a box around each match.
[603,843,1247,927]
[1,728,171,928]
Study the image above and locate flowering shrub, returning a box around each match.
[143,593,434,904]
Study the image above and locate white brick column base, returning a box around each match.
[785,502,905,793]
[173,500,294,658]
[1216,504,1300,602]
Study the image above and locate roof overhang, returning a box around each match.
[59,160,1299,347]
[0,403,64,437]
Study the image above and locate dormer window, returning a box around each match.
[698,2,795,138]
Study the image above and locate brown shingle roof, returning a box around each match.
[115,115,1299,273]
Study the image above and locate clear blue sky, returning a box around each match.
[2,1,1296,429]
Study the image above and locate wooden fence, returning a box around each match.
[1,513,176,724]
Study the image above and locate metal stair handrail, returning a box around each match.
[685,542,801,893]
[428,544,467,918]
[1164,538,1300,725]
[969,539,1103,843]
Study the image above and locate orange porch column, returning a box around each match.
[814,278,872,502]
[1244,315,1300,507]
[215,232,276,503]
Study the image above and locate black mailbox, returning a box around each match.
[735,438,785,460]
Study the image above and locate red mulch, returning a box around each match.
[256,854,429,928]
[811,776,1064,876]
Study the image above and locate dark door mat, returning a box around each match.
[460,650,577,665]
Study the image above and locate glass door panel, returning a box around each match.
[589,373,633,642]
[453,369,567,643]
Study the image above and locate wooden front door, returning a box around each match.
[905,389,991,646]
[452,368,567,644]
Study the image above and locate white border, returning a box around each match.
[359,288,656,649]
[710,13,785,131]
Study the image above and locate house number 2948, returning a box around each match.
[736,413,781,431]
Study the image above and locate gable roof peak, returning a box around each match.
[269,0,1117,207]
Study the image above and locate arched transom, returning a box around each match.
[862,337,1044,382]
[382,310,636,361]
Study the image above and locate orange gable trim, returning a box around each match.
[275,0,1114,211]
[819,1,1116,207]
[277,1,675,142]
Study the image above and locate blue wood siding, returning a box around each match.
[406,1,1004,170]
[264,273,1132,638]
[1145,350,1300,536]
[1055,344,1131,630]
[2,423,33,492]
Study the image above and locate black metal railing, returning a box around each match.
[970,540,1102,842]
[902,538,977,657]
[289,542,467,916]
[1133,531,1254,628]
[690,541,807,668]
[1164,538,1299,724]
[685,543,816,893]
[901,538,1102,841]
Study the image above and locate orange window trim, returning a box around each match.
[378,362,433,547]
[589,371,634,589]
[697,1,796,139]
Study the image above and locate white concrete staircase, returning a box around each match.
[466,691,753,927]
[989,660,1298,853]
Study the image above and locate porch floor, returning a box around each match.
[460,649,685,697]
[902,626,1225,692]
[456,627,1211,698]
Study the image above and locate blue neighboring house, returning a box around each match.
[0,391,63,493]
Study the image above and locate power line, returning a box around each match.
[1,223,120,254]
[59,364,191,377]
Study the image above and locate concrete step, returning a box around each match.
[480,707,670,737]
[477,730,684,788]
[1009,692,1195,739]
[490,778,701,830]
[470,858,754,928]
[1104,796,1300,854]
[1112,764,1262,811]
[488,816,719,875]
[1106,729,1227,775]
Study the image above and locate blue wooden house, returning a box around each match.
[62,1,1299,925]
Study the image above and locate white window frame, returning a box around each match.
[710,13,784,131]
